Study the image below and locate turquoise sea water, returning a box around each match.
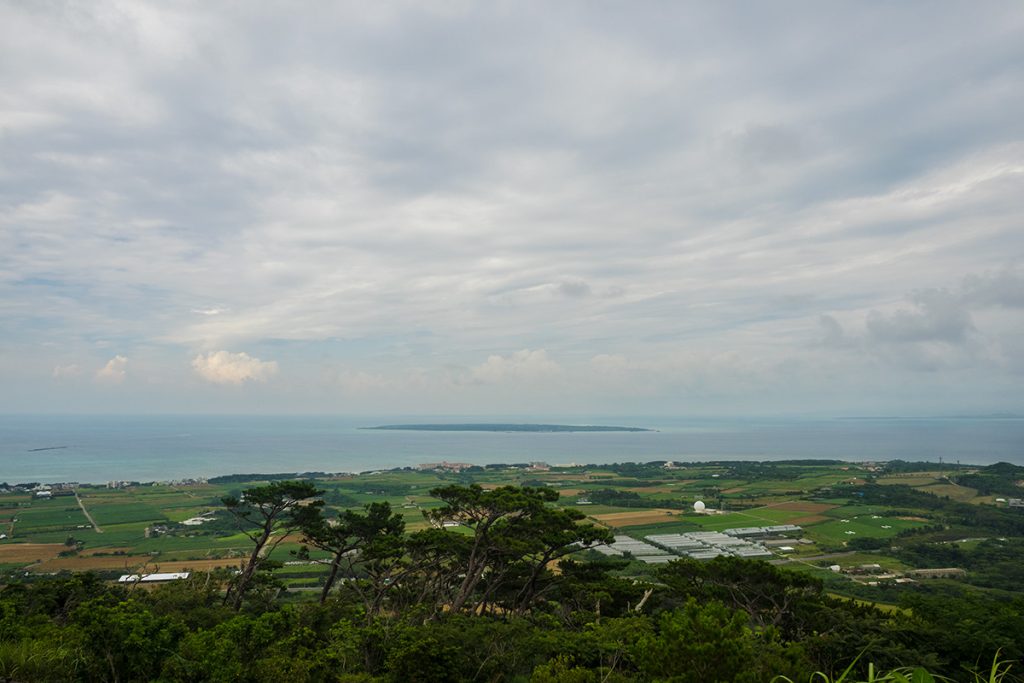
[0,414,1021,484]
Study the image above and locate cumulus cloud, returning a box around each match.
[191,351,278,385]
[95,355,128,383]
[470,349,561,384]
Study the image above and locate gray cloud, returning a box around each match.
[818,315,849,348]
[1,2,1022,414]
[962,267,1024,309]
[557,279,592,298]
[866,289,975,345]
[731,124,808,166]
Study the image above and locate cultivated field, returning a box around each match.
[591,509,683,527]
[2,458,1017,597]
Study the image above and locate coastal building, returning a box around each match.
[118,573,192,585]
[417,461,474,472]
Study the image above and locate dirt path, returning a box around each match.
[75,491,103,533]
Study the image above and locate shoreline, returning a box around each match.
[0,456,987,489]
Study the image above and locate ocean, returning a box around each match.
[1,414,1021,484]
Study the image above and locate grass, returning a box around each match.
[877,474,942,486]
[824,592,905,615]
[9,529,93,544]
[85,502,167,526]
[772,652,1017,683]
[10,500,90,531]
[807,517,927,545]
[918,483,980,502]
[685,509,811,530]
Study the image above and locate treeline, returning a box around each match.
[895,538,1024,592]
[952,462,1024,496]
[588,488,691,510]
[853,483,1024,535]
[2,559,1022,681]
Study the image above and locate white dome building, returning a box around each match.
[693,500,706,513]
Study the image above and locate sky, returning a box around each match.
[1,2,1023,416]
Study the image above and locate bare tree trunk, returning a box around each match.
[320,552,343,604]
[226,528,270,610]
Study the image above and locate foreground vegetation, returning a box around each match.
[1,460,1023,681]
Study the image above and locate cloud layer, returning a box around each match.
[1,2,1022,414]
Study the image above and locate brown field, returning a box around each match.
[788,515,830,526]
[32,556,243,573]
[558,489,584,497]
[897,516,929,522]
[0,543,65,563]
[877,476,939,486]
[722,487,746,494]
[533,474,593,481]
[766,501,838,514]
[877,473,943,485]
[591,510,681,527]
[623,486,676,494]
[918,483,978,502]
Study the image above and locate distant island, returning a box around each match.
[363,423,653,432]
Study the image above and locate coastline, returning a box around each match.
[3,414,1022,485]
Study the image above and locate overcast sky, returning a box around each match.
[2,2,1022,416]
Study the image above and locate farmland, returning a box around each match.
[2,459,1023,603]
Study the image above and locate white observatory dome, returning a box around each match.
[693,500,706,512]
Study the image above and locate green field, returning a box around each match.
[85,502,168,526]
[806,515,927,544]
[1,459,1018,601]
